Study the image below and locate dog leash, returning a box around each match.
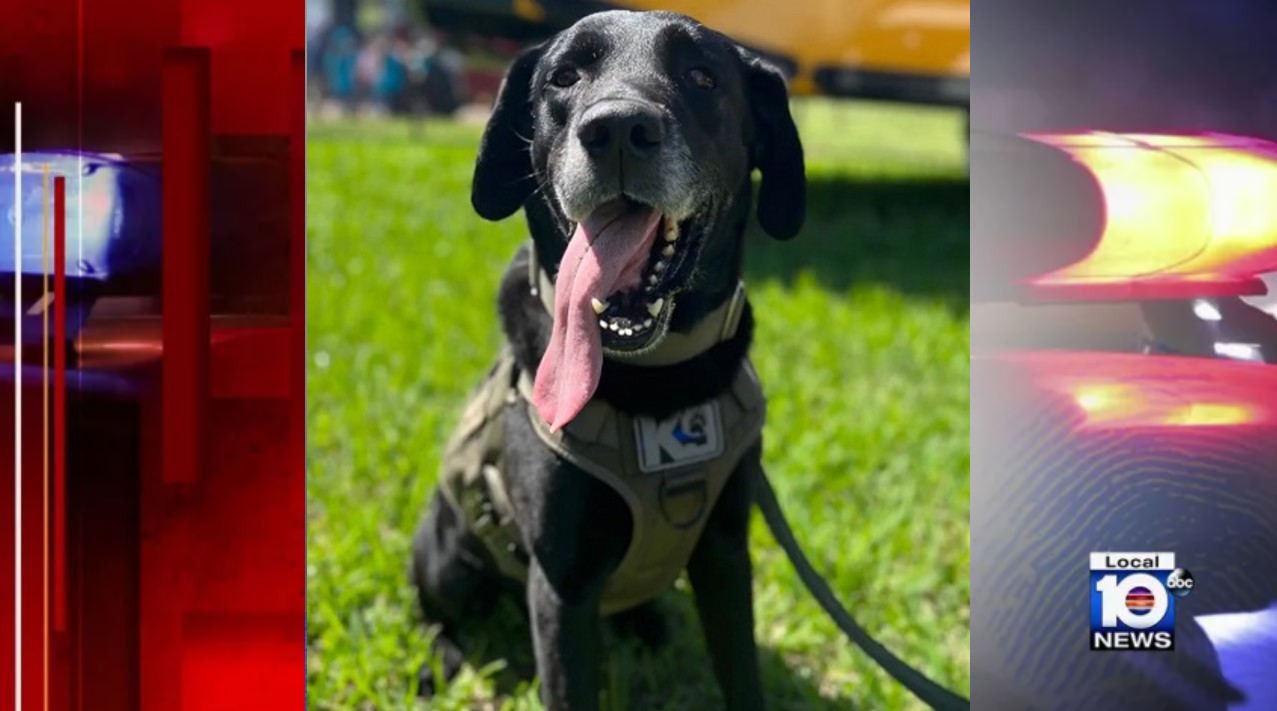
[751,462,971,710]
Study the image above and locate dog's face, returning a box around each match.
[473,10,804,353]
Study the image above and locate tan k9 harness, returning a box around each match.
[438,243,766,614]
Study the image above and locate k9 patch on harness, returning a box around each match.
[635,401,724,473]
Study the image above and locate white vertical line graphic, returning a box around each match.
[13,100,23,711]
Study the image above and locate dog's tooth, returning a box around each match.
[621,328,632,336]
[661,244,675,258]
[598,319,608,329]
[653,261,666,273]
[664,222,679,242]
[644,318,653,328]
[591,297,608,314]
[647,298,664,316]
[648,274,658,285]
[609,321,620,332]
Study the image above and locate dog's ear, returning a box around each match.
[472,45,545,221]
[745,57,806,240]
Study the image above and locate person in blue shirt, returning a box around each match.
[322,25,358,113]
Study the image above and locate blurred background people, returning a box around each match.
[309,0,473,118]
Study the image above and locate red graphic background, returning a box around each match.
[0,1,304,709]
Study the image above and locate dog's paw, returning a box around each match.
[416,662,442,698]
[416,638,467,697]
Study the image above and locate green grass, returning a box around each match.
[307,99,970,710]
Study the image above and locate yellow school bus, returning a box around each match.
[428,0,970,106]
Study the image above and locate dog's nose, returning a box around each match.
[577,101,666,159]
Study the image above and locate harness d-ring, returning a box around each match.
[657,469,708,530]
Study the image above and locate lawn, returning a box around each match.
[307,98,970,710]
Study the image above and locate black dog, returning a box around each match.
[412,10,804,710]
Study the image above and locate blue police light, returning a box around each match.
[0,151,159,280]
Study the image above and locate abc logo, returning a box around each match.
[1166,568,1194,598]
[1096,572,1169,629]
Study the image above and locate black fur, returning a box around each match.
[413,11,805,710]
[746,59,806,240]
[472,46,545,221]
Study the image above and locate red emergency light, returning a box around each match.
[1005,349,1277,431]
[1020,132,1277,301]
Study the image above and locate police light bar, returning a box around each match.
[0,151,158,281]
[1020,132,1277,301]
[1007,350,1277,431]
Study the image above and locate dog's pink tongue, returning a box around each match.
[534,201,661,431]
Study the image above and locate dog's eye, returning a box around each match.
[549,66,580,88]
[686,67,716,90]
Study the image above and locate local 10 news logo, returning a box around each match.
[1090,552,1194,651]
